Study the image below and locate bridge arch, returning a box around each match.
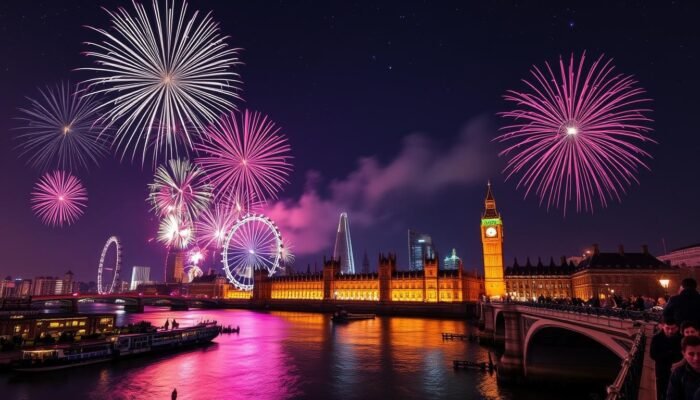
[523,320,627,381]
[494,311,505,341]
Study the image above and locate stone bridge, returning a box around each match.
[480,302,657,399]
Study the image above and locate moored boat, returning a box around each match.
[13,321,220,372]
[331,309,375,323]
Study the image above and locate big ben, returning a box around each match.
[481,181,505,298]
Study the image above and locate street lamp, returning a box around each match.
[659,278,670,296]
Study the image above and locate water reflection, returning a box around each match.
[0,306,600,399]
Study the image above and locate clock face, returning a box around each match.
[485,227,498,238]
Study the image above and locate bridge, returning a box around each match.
[480,302,658,400]
[28,294,225,313]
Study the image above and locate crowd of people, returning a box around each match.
[651,278,700,400]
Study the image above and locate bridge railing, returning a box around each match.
[493,300,662,322]
[605,328,646,400]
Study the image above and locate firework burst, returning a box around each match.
[148,159,213,222]
[16,82,107,172]
[195,203,236,250]
[196,110,293,204]
[81,0,242,164]
[497,53,655,214]
[31,171,88,227]
[157,213,193,249]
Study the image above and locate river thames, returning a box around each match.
[0,306,604,399]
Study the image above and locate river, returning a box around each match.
[0,305,605,399]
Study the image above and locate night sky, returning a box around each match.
[1,1,699,282]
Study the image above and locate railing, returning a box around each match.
[605,328,646,400]
[492,300,662,322]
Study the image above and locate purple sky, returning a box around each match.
[0,1,699,282]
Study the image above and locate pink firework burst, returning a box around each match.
[196,110,293,204]
[195,203,236,250]
[31,171,88,227]
[497,53,655,214]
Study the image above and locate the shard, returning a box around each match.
[333,212,356,274]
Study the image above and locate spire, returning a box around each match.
[485,179,494,201]
[482,181,500,218]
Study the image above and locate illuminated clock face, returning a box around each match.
[485,227,498,238]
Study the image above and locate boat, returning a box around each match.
[13,321,220,372]
[331,309,375,323]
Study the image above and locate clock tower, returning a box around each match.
[481,181,505,298]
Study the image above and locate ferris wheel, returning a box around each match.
[222,214,283,290]
[97,236,122,294]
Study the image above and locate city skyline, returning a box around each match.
[1,2,699,282]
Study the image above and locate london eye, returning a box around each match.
[222,214,283,290]
[97,236,122,294]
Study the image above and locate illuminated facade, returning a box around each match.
[481,182,505,298]
[504,245,681,300]
[253,254,483,303]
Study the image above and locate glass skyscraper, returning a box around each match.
[408,230,435,271]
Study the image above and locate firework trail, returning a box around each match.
[31,171,88,227]
[497,53,655,214]
[196,110,293,204]
[148,159,212,222]
[81,0,242,165]
[16,82,107,172]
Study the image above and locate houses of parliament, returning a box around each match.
[209,183,679,303]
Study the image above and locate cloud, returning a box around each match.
[265,116,496,255]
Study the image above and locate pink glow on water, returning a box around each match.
[497,52,655,215]
[30,170,87,227]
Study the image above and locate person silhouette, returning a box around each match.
[171,388,177,400]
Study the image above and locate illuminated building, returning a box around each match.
[333,212,356,274]
[408,230,435,271]
[571,245,680,300]
[504,245,681,300]
[481,182,505,298]
[165,249,185,283]
[256,254,483,303]
[444,248,462,270]
[130,266,151,291]
[505,257,575,300]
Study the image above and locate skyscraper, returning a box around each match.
[130,266,151,290]
[333,212,356,274]
[444,248,461,270]
[408,230,435,271]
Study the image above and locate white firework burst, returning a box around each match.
[16,82,107,172]
[81,0,243,164]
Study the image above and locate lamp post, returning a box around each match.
[659,278,670,297]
